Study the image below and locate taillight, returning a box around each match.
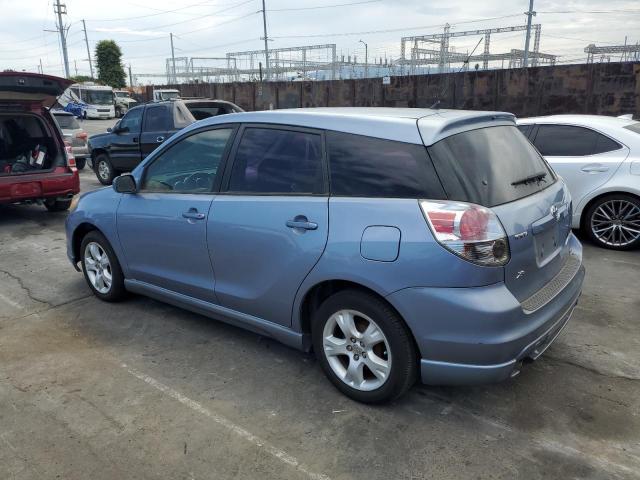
[419,200,510,266]
[76,132,88,140]
[64,140,76,168]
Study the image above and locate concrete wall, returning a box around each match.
[144,62,640,117]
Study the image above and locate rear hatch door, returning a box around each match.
[426,123,574,303]
[0,73,72,108]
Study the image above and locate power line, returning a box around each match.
[268,0,381,12]
[80,0,228,22]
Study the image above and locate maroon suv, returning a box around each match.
[0,72,79,211]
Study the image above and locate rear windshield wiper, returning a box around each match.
[511,172,547,186]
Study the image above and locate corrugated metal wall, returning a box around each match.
[144,62,640,117]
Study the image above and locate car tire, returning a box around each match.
[584,193,640,251]
[311,289,418,403]
[76,157,86,170]
[44,198,72,212]
[94,153,116,185]
[80,230,126,302]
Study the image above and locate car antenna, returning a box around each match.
[430,37,484,109]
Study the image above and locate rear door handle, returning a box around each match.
[581,164,608,173]
[182,209,205,220]
[286,219,318,230]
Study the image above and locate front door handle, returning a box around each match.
[286,219,318,230]
[182,209,205,220]
[581,164,608,173]
[157,136,165,143]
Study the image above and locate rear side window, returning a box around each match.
[533,124,621,156]
[227,127,324,194]
[327,132,445,199]
[517,124,533,138]
[428,125,555,207]
[143,105,170,131]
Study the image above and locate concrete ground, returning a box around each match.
[1,121,639,479]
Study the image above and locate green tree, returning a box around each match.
[95,40,126,88]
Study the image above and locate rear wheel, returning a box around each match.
[312,289,417,403]
[80,231,126,301]
[94,153,116,185]
[584,194,640,250]
[44,198,72,212]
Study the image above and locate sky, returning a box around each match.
[1,0,639,83]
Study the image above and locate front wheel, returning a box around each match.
[584,194,640,250]
[312,290,418,403]
[94,153,116,185]
[80,230,126,301]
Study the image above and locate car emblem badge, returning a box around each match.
[516,270,526,279]
[514,231,528,240]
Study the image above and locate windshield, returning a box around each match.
[53,114,80,129]
[115,92,131,99]
[82,90,113,105]
[428,125,555,207]
[161,91,180,100]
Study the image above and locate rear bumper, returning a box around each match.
[387,233,585,386]
[72,145,89,158]
[0,169,80,204]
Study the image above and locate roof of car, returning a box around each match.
[517,114,637,128]
[191,107,515,145]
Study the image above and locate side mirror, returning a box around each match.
[115,125,129,134]
[107,127,113,133]
[113,174,137,194]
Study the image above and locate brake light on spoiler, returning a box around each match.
[420,200,510,266]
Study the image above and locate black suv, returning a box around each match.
[88,100,196,185]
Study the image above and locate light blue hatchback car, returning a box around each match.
[66,108,585,403]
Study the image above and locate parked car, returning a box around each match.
[517,115,640,250]
[66,108,585,403]
[87,100,195,185]
[0,72,80,211]
[51,110,88,170]
[183,99,244,120]
[113,90,138,118]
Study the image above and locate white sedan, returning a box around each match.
[517,115,640,250]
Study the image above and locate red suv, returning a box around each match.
[0,72,79,211]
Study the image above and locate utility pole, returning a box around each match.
[128,64,133,87]
[39,58,43,74]
[260,0,270,81]
[523,0,535,68]
[359,39,368,78]
[170,33,177,84]
[74,59,78,76]
[82,20,94,78]
[53,0,70,78]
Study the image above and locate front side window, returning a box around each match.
[327,131,445,199]
[227,127,324,194]
[142,128,233,193]
[533,124,621,156]
[119,108,143,133]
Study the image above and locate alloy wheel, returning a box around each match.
[322,309,392,391]
[590,199,640,247]
[84,242,112,294]
[98,160,110,181]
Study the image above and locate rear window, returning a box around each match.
[327,131,445,199]
[53,114,80,129]
[428,125,555,207]
[624,122,640,134]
